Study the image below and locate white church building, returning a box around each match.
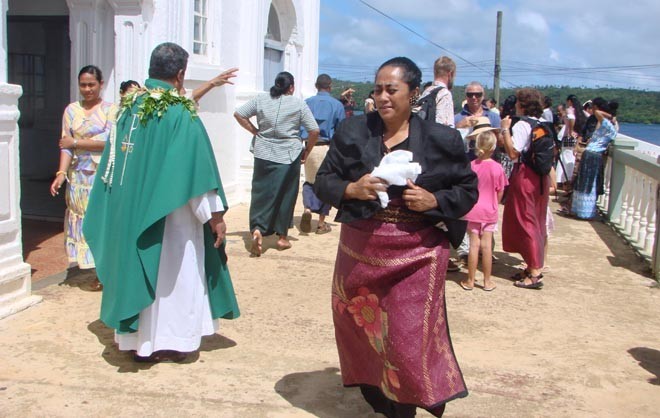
[0,0,321,318]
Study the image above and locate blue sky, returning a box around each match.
[319,0,660,91]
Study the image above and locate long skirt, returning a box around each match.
[65,169,95,269]
[571,150,604,219]
[250,156,301,236]
[502,163,548,270]
[332,206,468,410]
[556,147,575,184]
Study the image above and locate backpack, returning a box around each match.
[519,116,556,192]
[415,86,444,122]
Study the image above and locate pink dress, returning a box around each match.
[463,158,508,225]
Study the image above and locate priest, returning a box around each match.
[84,42,240,363]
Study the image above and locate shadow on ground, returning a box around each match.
[87,319,237,373]
[59,267,101,291]
[275,367,377,418]
[628,347,660,385]
[589,218,652,277]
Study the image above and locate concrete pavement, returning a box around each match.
[1,199,659,417]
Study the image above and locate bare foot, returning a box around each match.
[277,236,292,250]
[251,230,262,256]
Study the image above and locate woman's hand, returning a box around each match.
[343,174,386,201]
[500,116,511,131]
[59,136,75,149]
[402,179,437,212]
[50,173,66,196]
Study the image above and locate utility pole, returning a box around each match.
[493,11,503,105]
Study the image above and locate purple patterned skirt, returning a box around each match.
[332,206,468,409]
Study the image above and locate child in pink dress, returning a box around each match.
[460,130,508,291]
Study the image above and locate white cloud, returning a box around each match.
[321,0,660,90]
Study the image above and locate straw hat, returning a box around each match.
[466,116,500,139]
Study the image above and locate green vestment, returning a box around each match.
[84,78,239,333]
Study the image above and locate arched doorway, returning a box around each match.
[7,0,71,220]
[263,3,284,90]
[263,0,299,91]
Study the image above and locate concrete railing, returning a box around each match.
[597,135,660,279]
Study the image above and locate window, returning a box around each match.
[9,53,46,128]
[193,0,208,56]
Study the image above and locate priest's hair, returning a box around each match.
[149,42,189,80]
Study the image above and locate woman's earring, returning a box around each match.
[409,94,419,105]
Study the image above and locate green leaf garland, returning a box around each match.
[120,87,198,125]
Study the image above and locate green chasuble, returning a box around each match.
[84,78,239,333]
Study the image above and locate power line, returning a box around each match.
[355,0,521,88]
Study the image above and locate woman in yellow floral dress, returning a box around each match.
[50,65,116,291]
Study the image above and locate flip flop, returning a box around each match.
[316,223,331,234]
[459,282,474,291]
[482,285,497,292]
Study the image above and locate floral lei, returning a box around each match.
[120,86,198,125]
[102,87,198,187]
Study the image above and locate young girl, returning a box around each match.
[460,129,509,291]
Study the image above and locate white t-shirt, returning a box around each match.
[511,117,540,162]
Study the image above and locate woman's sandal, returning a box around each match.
[511,269,530,281]
[250,230,262,257]
[514,274,544,289]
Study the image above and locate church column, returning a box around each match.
[0,0,41,319]
[107,0,152,91]
[299,0,320,98]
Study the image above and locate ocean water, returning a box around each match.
[619,122,660,146]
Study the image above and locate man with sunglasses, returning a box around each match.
[452,81,501,269]
[455,81,501,126]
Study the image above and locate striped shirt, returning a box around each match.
[236,93,319,164]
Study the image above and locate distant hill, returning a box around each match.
[329,80,660,124]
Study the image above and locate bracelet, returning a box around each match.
[73,139,78,149]
[56,170,67,177]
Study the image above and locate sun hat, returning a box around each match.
[466,116,500,139]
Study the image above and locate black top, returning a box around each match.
[314,112,478,248]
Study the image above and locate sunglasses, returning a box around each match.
[466,92,483,98]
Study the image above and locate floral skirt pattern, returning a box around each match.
[331,207,467,409]
[64,169,95,269]
[572,179,599,219]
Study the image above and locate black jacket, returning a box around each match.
[314,111,478,248]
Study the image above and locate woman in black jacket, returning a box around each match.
[314,57,477,418]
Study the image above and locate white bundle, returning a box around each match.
[371,150,422,208]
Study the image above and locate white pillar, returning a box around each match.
[107,0,152,91]
[0,83,42,319]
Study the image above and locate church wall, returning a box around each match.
[0,0,320,319]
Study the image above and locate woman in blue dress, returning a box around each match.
[571,98,619,219]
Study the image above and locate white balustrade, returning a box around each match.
[619,166,631,227]
[636,174,650,249]
[646,184,657,256]
[630,171,644,241]
[624,170,638,236]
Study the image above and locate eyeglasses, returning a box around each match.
[466,92,483,98]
